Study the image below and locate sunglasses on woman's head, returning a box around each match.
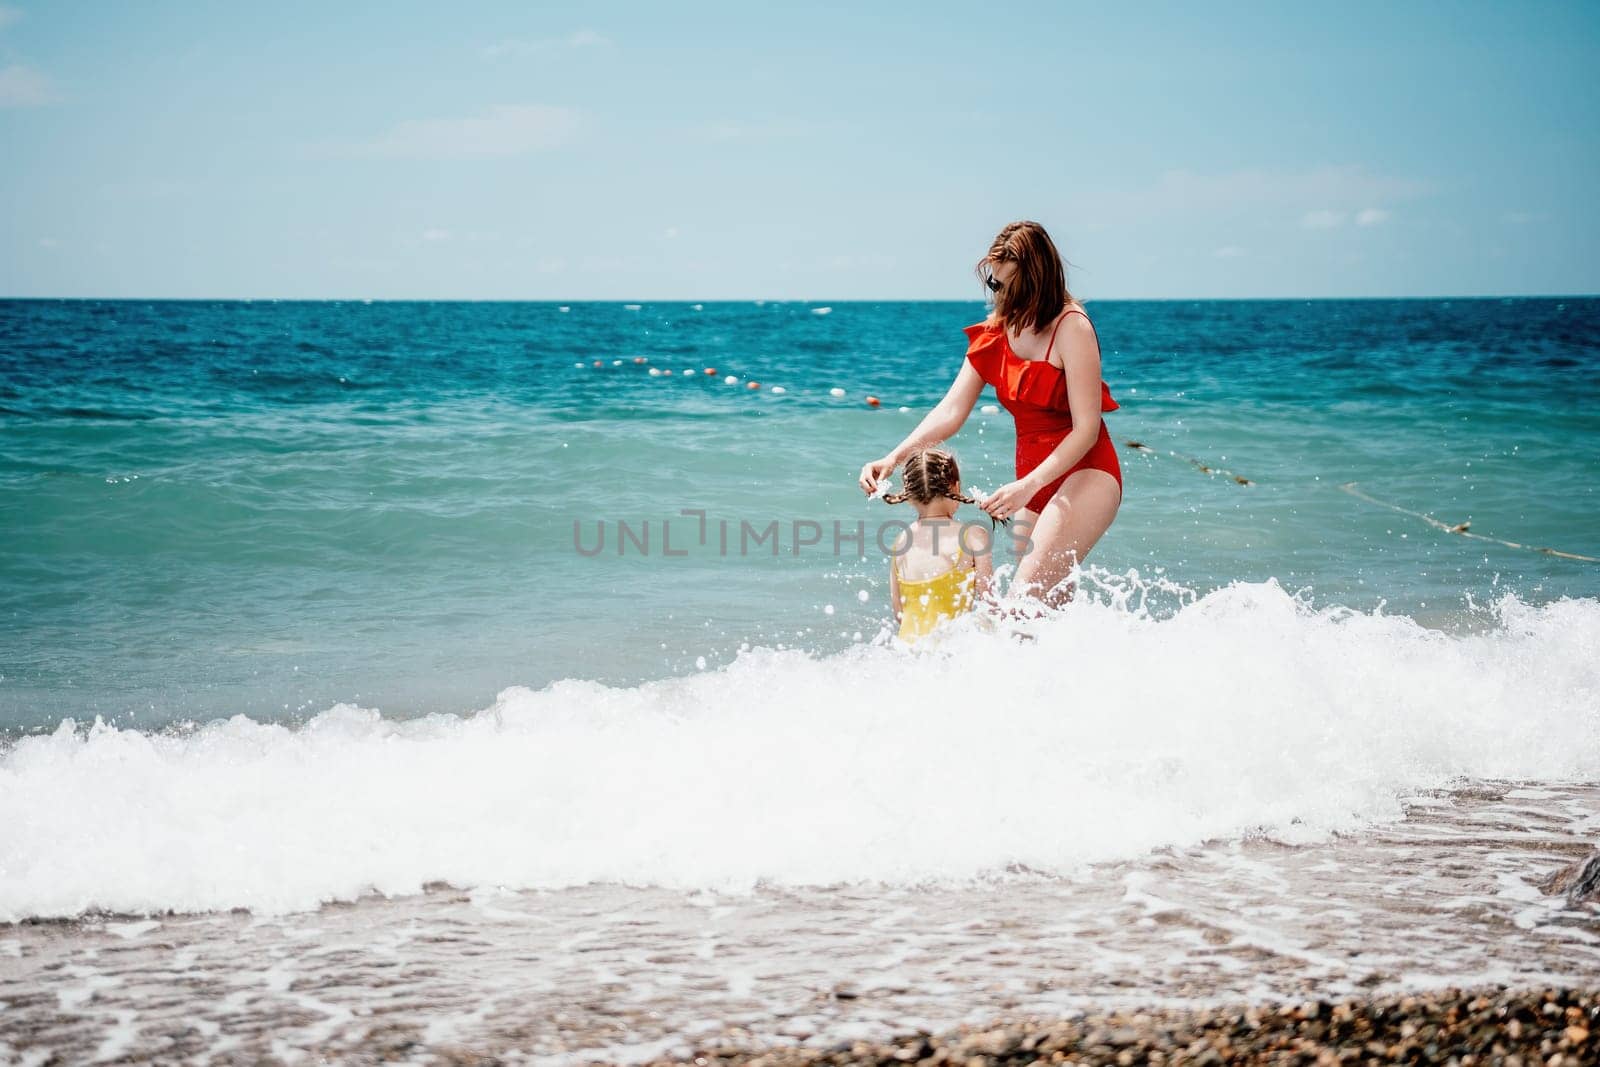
[984,273,1003,293]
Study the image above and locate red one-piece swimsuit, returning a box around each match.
[962,309,1122,514]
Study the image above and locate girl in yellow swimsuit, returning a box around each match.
[882,447,994,643]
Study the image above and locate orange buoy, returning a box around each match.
[747,381,761,390]
[865,395,881,407]
[633,357,647,364]
[663,369,674,376]
[592,360,603,368]
[704,367,717,376]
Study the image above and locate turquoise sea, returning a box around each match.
[2,298,1596,731]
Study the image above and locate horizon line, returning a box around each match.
[2,293,1597,304]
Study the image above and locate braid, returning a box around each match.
[879,447,1006,529]
[880,446,966,507]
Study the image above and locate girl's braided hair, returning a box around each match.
[881,447,975,507]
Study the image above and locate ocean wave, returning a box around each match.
[1,580,1596,921]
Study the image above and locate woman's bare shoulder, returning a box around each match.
[1060,303,1098,342]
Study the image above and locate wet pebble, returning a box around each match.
[639,987,1597,1067]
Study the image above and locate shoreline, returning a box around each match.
[636,988,1596,1067]
[2,782,1595,1063]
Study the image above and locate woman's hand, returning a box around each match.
[858,456,895,496]
[979,477,1037,522]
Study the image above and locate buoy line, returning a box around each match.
[577,353,891,409]
[582,357,1594,564]
[590,359,1260,476]
[1338,482,1599,563]
[1125,440,1254,485]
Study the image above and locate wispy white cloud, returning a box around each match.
[578,253,654,274]
[1101,166,1429,232]
[338,104,578,160]
[1300,206,1391,230]
[1162,166,1427,209]
[483,29,610,59]
[0,63,57,107]
[1301,209,1347,229]
[688,117,845,144]
[98,178,201,200]
[816,253,898,271]
[700,120,747,142]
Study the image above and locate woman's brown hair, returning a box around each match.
[976,220,1075,333]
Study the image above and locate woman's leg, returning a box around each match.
[1009,468,1122,605]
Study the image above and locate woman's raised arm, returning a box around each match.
[858,361,986,494]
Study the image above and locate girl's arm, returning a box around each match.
[978,315,1104,520]
[888,543,904,622]
[964,523,995,601]
[859,362,986,494]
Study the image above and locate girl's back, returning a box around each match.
[893,519,980,642]
[880,448,993,643]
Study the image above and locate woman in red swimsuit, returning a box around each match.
[858,220,1122,604]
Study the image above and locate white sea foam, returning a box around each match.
[1,582,1596,921]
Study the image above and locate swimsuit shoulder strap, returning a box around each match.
[1045,308,1094,363]
[1044,308,1087,362]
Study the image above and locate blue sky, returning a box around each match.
[2,1,1596,299]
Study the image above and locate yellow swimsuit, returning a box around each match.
[895,551,976,643]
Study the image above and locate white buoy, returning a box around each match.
[573,362,584,368]
[648,367,662,376]
[898,406,911,413]
[692,304,703,311]
[980,404,1000,415]
[624,304,642,311]
[823,604,835,616]
[770,386,786,395]
[724,375,738,385]
[612,359,622,366]
[559,306,570,313]
[829,387,846,398]
[812,307,832,315]
[857,590,869,603]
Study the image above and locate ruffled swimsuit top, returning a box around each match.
[962,312,1119,438]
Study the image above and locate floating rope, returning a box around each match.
[590,355,1595,565]
[1124,440,1254,485]
[1338,482,1600,563]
